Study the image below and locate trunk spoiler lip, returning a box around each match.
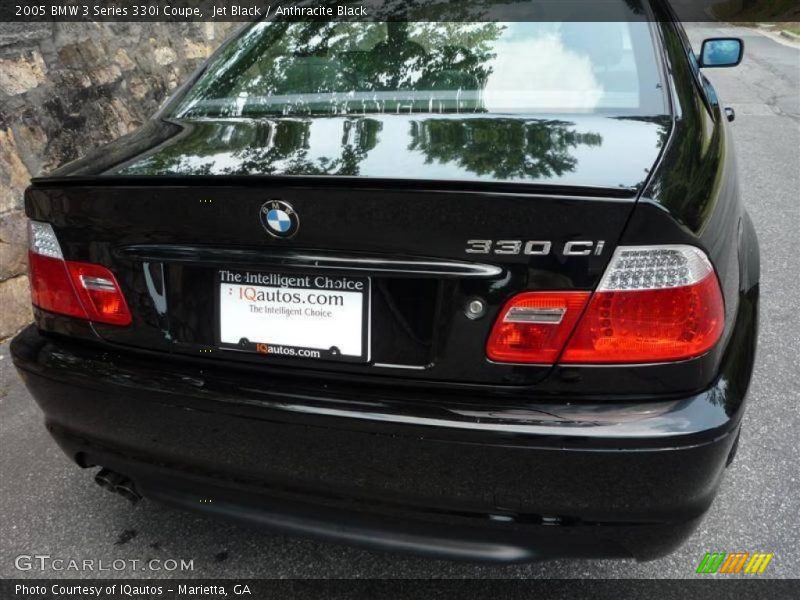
[117,245,504,279]
[28,175,639,200]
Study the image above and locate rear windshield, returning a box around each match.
[173,20,666,118]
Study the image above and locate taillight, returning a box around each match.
[65,262,132,326]
[561,245,724,363]
[486,292,591,364]
[486,245,725,365]
[28,253,88,320]
[28,220,132,326]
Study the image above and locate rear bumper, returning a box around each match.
[11,312,754,562]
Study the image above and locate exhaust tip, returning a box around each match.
[94,468,142,504]
[94,468,122,491]
[115,481,142,504]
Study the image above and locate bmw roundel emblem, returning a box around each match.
[259,200,299,239]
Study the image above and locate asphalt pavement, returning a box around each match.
[0,24,798,579]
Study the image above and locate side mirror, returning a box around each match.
[699,38,744,68]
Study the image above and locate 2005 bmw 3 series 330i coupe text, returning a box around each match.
[11,2,760,563]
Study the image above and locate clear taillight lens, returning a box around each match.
[27,220,132,326]
[595,245,716,292]
[29,220,64,259]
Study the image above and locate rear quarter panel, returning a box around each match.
[542,19,757,400]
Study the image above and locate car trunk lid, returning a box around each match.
[27,115,670,386]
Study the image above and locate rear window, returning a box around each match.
[173,19,666,118]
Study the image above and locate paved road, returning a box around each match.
[1,24,798,580]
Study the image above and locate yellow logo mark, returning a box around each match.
[744,553,774,574]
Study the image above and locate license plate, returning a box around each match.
[217,269,370,362]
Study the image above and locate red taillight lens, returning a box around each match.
[486,292,591,364]
[27,221,131,326]
[28,251,88,320]
[561,273,724,363]
[66,262,132,326]
[485,245,725,365]
[562,245,725,363]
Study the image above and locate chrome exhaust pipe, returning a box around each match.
[94,468,142,504]
[94,468,124,491]
[114,480,142,504]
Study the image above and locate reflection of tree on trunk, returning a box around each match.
[409,119,602,180]
[121,118,383,176]
[224,118,382,176]
[615,116,671,149]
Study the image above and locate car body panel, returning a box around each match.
[44,115,669,192]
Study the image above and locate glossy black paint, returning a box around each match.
[48,115,667,191]
[13,11,759,561]
[12,299,748,560]
[26,181,637,385]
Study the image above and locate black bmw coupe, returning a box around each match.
[12,1,759,562]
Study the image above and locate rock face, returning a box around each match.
[0,22,234,338]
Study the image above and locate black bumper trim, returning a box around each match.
[51,427,699,563]
[12,325,745,450]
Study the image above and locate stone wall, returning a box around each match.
[0,22,234,338]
